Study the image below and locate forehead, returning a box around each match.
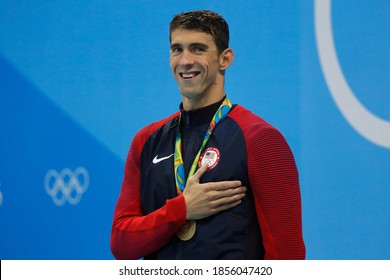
[170,28,216,47]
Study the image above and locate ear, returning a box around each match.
[219,48,234,71]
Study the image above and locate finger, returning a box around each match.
[206,180,243,191]
[207,185,246,201]
[212,189,246,204]
[189,164,208,182]
[212,199,243,213]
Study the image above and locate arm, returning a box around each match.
[111,116,248,260]
[110,127,187,260]
[248,126,305,259]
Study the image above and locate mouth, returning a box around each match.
[179,71,201,80]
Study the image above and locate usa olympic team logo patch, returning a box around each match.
[198,147,220,170]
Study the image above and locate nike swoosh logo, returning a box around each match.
[152,154,174,164]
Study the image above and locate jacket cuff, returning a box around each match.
[165,195,187,225]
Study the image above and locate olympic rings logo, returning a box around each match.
[44,167,89,206]
[315,0,390,149]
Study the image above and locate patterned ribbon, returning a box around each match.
[174,96,233,194]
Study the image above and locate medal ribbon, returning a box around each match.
[174,96,232,194]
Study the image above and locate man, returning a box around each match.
[111,10,305,259]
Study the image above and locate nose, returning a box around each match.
[178,50,194,67]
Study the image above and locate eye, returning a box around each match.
[170,45,182,54]
[192,46,206,53]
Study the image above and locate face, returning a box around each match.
[170,28,231,110]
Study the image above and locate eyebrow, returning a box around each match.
[190,43,208,50]
[170,43,181,50]
[170,42,209,50]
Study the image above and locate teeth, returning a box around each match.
[182,73,195,79]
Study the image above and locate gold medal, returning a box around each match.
[176,220,196,241]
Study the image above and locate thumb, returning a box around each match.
[190,163,208,182]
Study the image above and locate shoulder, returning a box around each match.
[228,105,291,150]
[131,112,179,153]
[229,106,297,175]
[228,105,279,135]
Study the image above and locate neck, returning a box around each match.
[182,90,226,111]
[179,97,226,127]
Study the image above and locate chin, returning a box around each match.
[179,89,200,98]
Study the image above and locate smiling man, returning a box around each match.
[169,27,231,110]
[111,10,305,260]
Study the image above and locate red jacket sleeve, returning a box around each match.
[247,125,305,259]
[229,106,305,259]
[110,117,187,260]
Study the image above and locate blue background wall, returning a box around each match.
[1,0,389,259]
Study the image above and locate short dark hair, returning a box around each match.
[169,10,229,54]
